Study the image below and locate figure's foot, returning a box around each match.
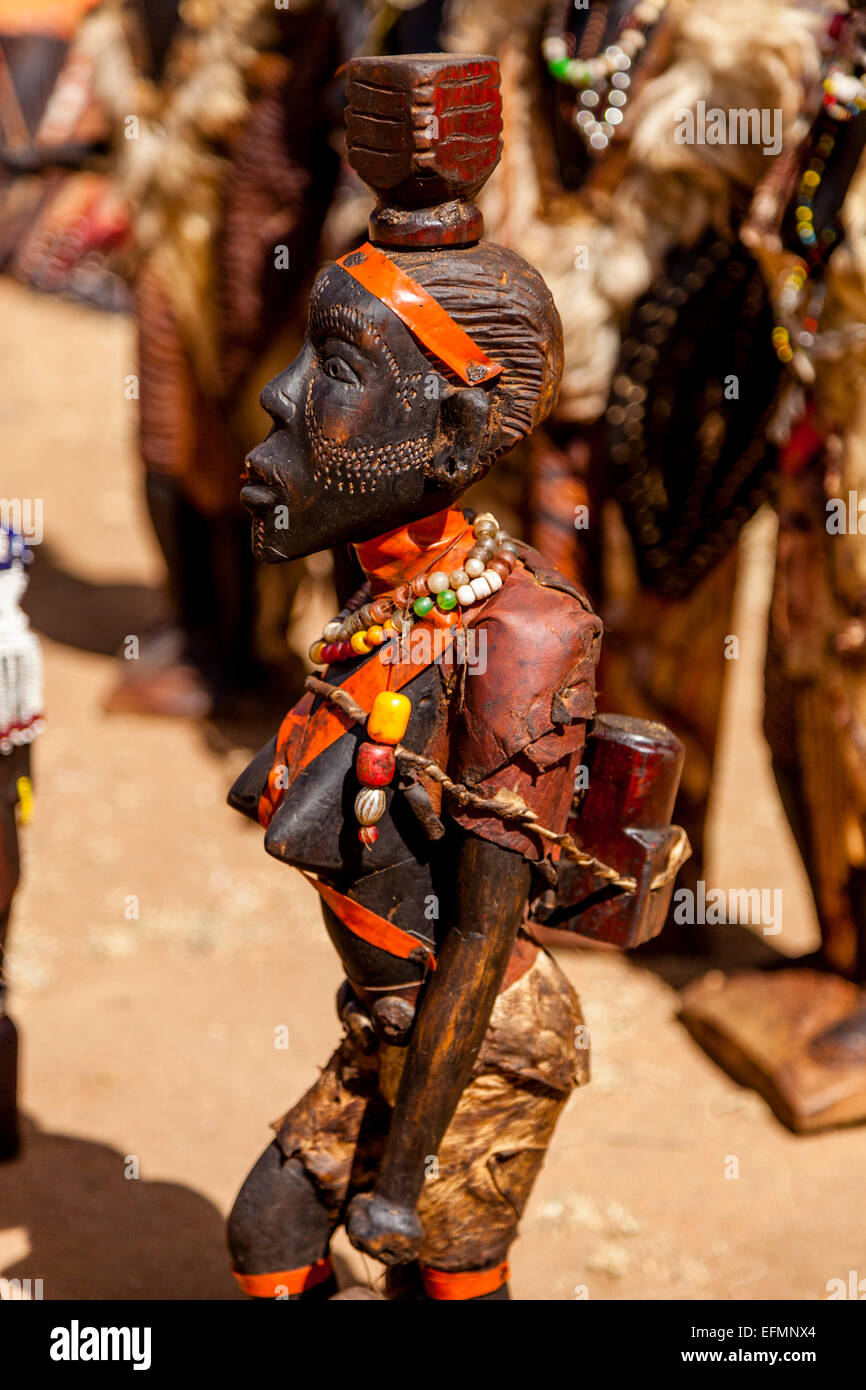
[680,967,866,1132]
[103,662,213,719]
[329,1286,386,1300]
[809,1003,866,1065]
[0,1014,20,1162]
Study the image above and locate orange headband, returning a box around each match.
[334,243,503,387]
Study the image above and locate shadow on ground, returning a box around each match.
[0,1118,242,1300]
[23,544,167,657]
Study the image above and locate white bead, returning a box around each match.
[456,584,476,607]
[482,569,502,592]
[427,570,449,594]
[465,557,485,578]
[470,576,492,601]
[355,788,386,825]
[323,621,342,641]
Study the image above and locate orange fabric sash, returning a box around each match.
[233,1258,332,1298]
[355,507,470,592]
[420,1261,510,1300]
[258,621,458,829]
[335,243,503,386]
[301,872,436,972]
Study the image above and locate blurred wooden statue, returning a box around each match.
[225,54,688,1300]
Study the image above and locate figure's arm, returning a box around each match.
[346,830,531,1264]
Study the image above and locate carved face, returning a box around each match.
[241,266,490,562]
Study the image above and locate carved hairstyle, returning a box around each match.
[388,242,564,474]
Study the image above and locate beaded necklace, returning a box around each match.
[770,7,866,375]
[542,0,669,155]
[308,511,519,666]
[309,510,520,846]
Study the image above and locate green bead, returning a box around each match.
[413,595,434,617]
[547,56,571,81]
[436,589,457,612]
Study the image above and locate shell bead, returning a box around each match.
[355,787,387,825]
[455,584,476,606]
[470,576,492,601]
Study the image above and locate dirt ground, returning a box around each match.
[0,280,863,1302]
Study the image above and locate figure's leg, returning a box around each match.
[227,1143,336,1300]
[229,1028,384,1298]
[0,748,26,1161]
[415,950,586,1301]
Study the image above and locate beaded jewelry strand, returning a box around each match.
[308,512,519,667]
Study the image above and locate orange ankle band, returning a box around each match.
[420,1260,509,1300]
[233,1257,332,1298]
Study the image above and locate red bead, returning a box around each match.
[358,825,379,846]
[356,741,396,787]
[321,643,338,663]
[335,641,353,662]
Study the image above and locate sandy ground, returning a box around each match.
[0,280,863,1302]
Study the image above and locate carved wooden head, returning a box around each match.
[241,55,563,563]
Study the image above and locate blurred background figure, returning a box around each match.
[72,0,341,717]
[0,529,43,1160]
[0,0,128,307]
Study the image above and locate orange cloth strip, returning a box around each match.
[420,1261,510,1300]
[302,872,436,972]
[233,1258,332,1298]
[258,621,458,829]
[355,508,470,592]
[335,243,503,387]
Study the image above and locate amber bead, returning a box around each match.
[368,690,411,744]
[350,631,372,655]
[411,573,429,597]
[369,598,390,624]
[392,583,411,607]
[488,559,510,581]
[309,640,327,665]
[366,624,386,646]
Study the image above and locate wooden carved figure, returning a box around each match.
[226,53,687,1300]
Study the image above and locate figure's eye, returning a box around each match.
[322,355,359,385]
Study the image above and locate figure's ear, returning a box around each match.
[427,384,492,491]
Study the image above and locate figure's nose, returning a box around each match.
[260,370,299,427]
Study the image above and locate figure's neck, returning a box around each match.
[353,507,471,594]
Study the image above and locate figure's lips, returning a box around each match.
[240,480,279,513]
[240,447,282,513]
